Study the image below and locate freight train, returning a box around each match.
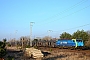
[32,39,84,48]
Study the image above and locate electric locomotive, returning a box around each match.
[55,39,84,48]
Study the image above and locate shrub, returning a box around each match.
[0,41,6,58]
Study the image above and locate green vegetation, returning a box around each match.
[60,30,90,47]
[85,31,90,47]
[33,46,38,49]
[72,30,89,42]
[25,45,30,48]
[60,32,72,39]
[0,38,7,58]
[7,43,11,47]
[50,48,52,52]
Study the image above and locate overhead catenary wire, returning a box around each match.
[45,0,88,21]
[42,4,90,26]
[37,23,90,37]
[36,0,88,26]
[35,0,90,37]
[56,23,90,32]
[36,4,90,36]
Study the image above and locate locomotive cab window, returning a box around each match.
[76,40,82,42]
[72,40,75,42]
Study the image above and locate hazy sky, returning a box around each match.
[0,0,90,40]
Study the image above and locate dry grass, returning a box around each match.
[4,47,90,60]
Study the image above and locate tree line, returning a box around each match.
[60,30,90,47]
[6,30,90,47]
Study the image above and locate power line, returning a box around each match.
[36,4,90,37]
[46,0,88,20]
[35,0,90,37]
[37,0,88,26]
[41,4,90,26]
[57,23,90,32]
[37,23,90,37]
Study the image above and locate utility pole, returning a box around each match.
[22,37,23,48]
[30,22,35,46]
[10,33,12,47]
[15,30,18,46]
[48,30,53,40]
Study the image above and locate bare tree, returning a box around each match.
[42,36,52,40]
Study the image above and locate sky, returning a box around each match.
[0,0,90,40]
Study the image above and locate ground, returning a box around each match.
[2,47,90,60]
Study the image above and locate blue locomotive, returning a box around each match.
[56,39,84,48]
